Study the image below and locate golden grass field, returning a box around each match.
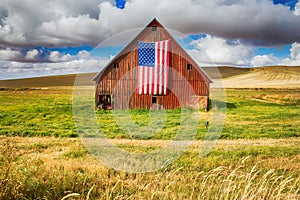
[222,66,300,88]
[0,66,299,199]
[1,136,299,199]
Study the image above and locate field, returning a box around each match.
[1,136,299,199]
[0,87,299,139]
[0,66,299,199]
[221,66,300,88]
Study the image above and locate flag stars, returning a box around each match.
[138,42,155,66]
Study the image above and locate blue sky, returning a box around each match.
[273,0,299,9]
[0,0,300,79]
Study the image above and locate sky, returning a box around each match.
[0,0,300,80]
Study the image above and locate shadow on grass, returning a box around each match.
[208,99,236,110]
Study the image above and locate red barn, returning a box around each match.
[93,18,212,110]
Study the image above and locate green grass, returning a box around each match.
[0,87,299,139]
[97,88,300,139]
[222,88,300,139]
[0,87,77,137]
[97,109,184,139]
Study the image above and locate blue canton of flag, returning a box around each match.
[138,42,155,66]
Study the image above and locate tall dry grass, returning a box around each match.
[0,137,299,200]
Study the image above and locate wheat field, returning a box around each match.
[1,136,299,199]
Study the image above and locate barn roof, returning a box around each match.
[93,18,212,83]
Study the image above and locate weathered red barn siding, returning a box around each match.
[94,19,211,110]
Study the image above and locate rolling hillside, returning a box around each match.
[202,66,250,79]
[0,66,299,88]
[221,66,300,88]
[0,73,96,88]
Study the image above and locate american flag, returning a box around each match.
[138,40,170,95]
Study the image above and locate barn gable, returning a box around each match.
[94,18,212,110]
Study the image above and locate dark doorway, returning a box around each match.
[98,95,112,110]
[152,96,157,104]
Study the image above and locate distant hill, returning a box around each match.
[202,66,250,79]
[0,66,299,88]
[221,66,300,88]
[0,73,96,88]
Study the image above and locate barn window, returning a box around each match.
[152,96,157,103]
[114,63,119,69]
[187,63,193,70]
[152,26,157,31]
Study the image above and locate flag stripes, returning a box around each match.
[138,40,170,95]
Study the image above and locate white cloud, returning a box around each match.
[1,0,300,79]
[251,42,300,67]
[189,35,254,66]
[280,42,300,66]
[25,49,39,60]
[49,51,72,62]
[96,0,300,46]
[77,50,91,59]
[0,48,22,60]
[0,47,93,63]
[0,0,114,47]
[188,36,300,67]
[0,57,109,80]
[0,0,300,47]
[290,42,300,60]
[281,58,300,66]
[35,15,108,47]
[294,1,300,16]
[250,54,280,67]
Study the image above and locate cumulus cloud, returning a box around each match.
[250,54,280,67]
[0,0,114,48]
[0,57,109,80]
[188,35,300,67]
[1,0,300,79]
[25,49,39,60]
[48,51,72,62]
[0,48,42,62]
[250,42,300,67]
[189,35,254,66]
[0,48,22,60]
[294,1,300,16]
[77,50,91,59]
[1,0,300,48]
[280,42,300,66]
[0,46,95,63]
[0,46,110,79]
[290,42,300,60]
